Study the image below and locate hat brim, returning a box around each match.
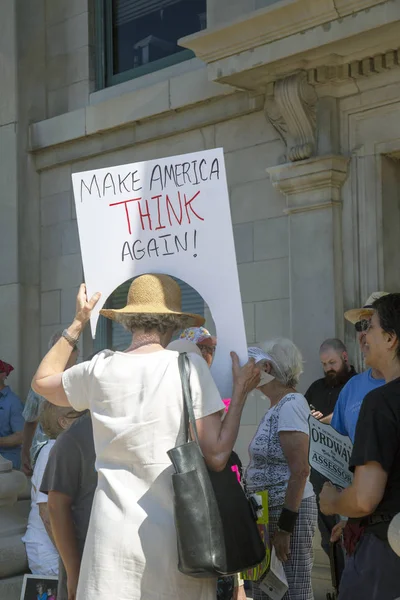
[167,340,203,356]
[197,336,217,346]
[344,307,374,324]
[100,305,205,328]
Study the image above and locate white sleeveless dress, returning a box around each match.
[62,349,224,600]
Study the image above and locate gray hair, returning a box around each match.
[39,401,81,439]
[260,338,304,388]
[48,330,63,350]
[117,313,193,335]
[319,338,347,355]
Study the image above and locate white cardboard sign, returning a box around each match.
[308,416,353,488]
[71,148,247,397]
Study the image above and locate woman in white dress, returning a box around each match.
[32,274,260,600]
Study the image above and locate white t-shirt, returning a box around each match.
[22,439,59,575]
[245,393,314,507]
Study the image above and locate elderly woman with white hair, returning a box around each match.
[245,338,317,600]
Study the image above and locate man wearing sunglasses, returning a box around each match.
[331,292,388,444]
[327,293,388,558]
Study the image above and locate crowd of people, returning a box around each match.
[1,276,400,600]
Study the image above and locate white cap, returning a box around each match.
[248,347,275,386]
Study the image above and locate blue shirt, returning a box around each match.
[331,369,385,442]
[0,386,25,468]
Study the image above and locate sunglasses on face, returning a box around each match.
[197,344,216,356]
[355,319,370,332]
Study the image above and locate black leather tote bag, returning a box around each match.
[167,353,266,578]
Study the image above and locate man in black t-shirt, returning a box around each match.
[305,339,356,574]
[320,294,400,600]
[306,338,356,425]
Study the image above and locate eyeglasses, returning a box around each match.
[355,319,370,332]
[197,344,216,356]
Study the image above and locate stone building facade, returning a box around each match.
[1,0,400,460]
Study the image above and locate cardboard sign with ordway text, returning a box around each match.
[308,416,353,488]
[71,148,247,397]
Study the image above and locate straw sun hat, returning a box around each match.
[344,291,389,324]
[100,274,205,327]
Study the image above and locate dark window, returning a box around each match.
[97,0,207,88]
[94,277,204,352]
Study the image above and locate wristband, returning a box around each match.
[278,507,298,534]
[62,329,79,348]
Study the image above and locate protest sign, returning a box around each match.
[308,416,353,488]
[71,148,247,397]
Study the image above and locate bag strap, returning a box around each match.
[178,352,201,449]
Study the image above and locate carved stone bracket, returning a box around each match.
[265,71,318,163]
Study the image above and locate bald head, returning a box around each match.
[319,338,347,355]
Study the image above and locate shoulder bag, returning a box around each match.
[167,353,266,578]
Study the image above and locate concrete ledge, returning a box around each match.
[29,65,234,153]
[30,109,86,150]
[184,0,400,90]
[181,0,338,62]
[32,92,265,171]
[181,0,389,64]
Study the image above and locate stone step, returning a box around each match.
[0,574,25,600]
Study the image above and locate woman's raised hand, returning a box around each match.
[75,284,101,325]
[231,352,261,394]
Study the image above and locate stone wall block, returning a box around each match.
[0,0,17,125]
[238,258,289,303]
[62,220,80,255]
[224,141,283,187]
[0,284,20,389]
[243,302,256,343]
[230,179,286,224]
[85,81,170,135]
[255,298,290,341]
[46,12,89,58]
[41,254,82,291]
[61,286,80,324]
[169,66,231,109]
[253,216,288,261]
[216,111,279,152]
[41,223,63,258]
[48,80,90,117]
[46,0,87,27]
[41,191,72,226]
[41,290,61,325]
[40,164,72,196]
[47,46,90,91]
[0,124,18,285]
[233,222,254,264]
